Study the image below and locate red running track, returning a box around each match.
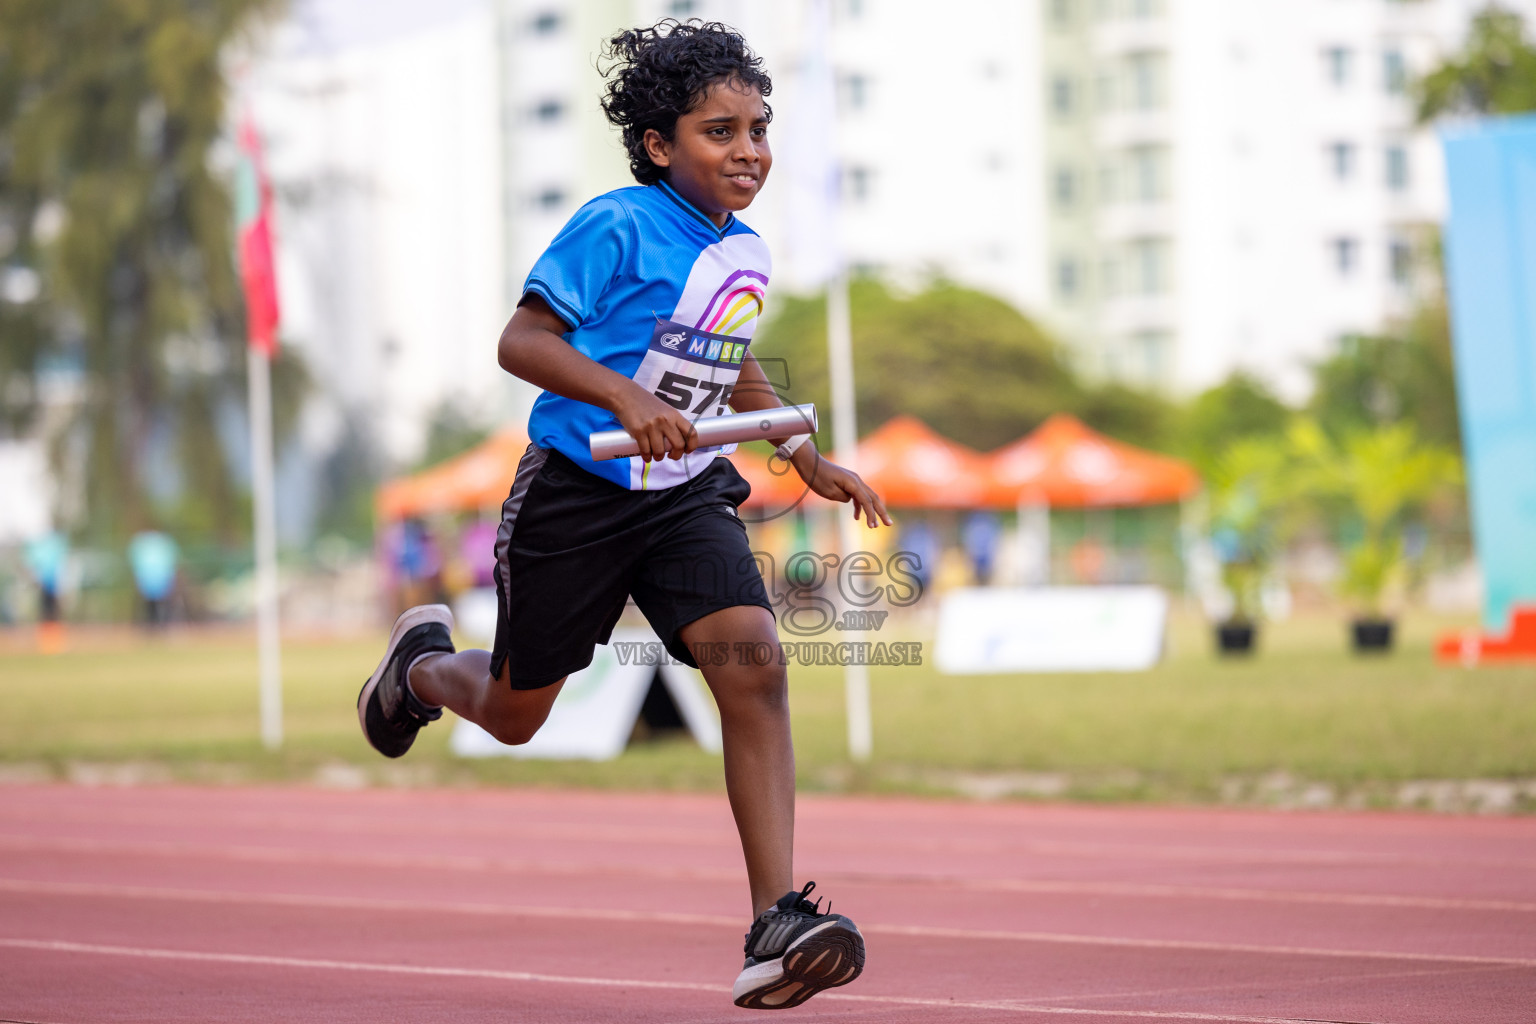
[1,784,1533,1023]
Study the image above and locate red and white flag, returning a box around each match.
[234,114,280,357]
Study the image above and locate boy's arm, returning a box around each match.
[498,294,699,462]
[731,353,893,528]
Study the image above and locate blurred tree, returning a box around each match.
[1290,421,1462,616]
[1179,372,1293,474]
[314,410,381,546]
[414,396,493,471]
[1204,435,1299,623]
[1307,307,1460,449]
[0,0,293,547]
[1416,8,1536,122]
[1075,381,1181,454]
[751,278,1175,451]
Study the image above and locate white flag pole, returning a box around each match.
[827,270,872,762]
[248,346,283,749]
[805,0,872,762]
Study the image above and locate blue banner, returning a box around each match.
[1442,114,1536,630]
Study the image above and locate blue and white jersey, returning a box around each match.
[522,181,771,490]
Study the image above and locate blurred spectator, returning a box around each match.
[128,531,179,629]
[937,547,974,592]
[961,512,1002,585]
[899,520,939,591]
[24,532,66,621]
[460,519,500,589]
[1069,538,1107,584]
[24,531,67,653]
[394,518,443,611]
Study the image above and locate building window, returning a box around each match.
[530,10,561,34]
[1328,141,1355,182]
[1385,144,1409,191]
[1052,166,1077,208]
[1057,257,1080,299]
[1129,145,1166,202]
[534,187,565,211]
[1126,52,1164,111]
[843,165,873,203]
[1332,237,1358,276]
[1051,75,1075,117]
[532,98,563,123]
[1390,239,1414,286]
[1134,330,1169,381]
[839,73,869,112]
[1324,46,1352,87]
[1099,160,1117,203]
[1383,49,1407,94]
[1130,237,1169,295]
[1095,71,1116,112]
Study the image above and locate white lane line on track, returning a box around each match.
[4,879,1534,969]
[2,836,1533,914]
[1011,961,1526,1013]
[0,936,1404,1023]
[5,808,1534,870]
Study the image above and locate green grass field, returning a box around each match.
[3,610,1533,809]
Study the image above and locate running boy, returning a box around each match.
[357,20,890,1011]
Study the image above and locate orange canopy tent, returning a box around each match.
[376,425,530,521]
[729,447,826,509]
[377,426,815,519]
[376,413,1200,519]
[850,415,996,508]
[988,413,1200,507]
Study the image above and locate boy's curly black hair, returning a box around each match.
[600,20,772,187]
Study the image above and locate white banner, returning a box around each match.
[936,586,1168,674]
[450,627,722,761]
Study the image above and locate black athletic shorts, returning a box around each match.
[489,445,773,689]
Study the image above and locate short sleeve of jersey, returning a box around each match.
[522,197,632,330]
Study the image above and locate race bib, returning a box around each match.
[626,318,751,489]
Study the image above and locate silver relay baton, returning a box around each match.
[590,403,817,461]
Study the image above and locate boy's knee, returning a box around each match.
[733,659,788,710]
[483,714,542,747]
[479,696,554,747]
[476,673,564,746]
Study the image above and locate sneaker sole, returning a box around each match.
[356,604,455,754]
[732,917,865,1010]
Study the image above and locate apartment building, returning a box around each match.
[493,0,1046,303]
[253,0,1535,487]
[1039,0,1536,397]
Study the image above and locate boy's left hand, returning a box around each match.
[793,450,893,529]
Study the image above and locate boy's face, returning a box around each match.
[644,78,771,226]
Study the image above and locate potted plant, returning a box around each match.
[1291,422,1461,653]
[1204,438,1294,656]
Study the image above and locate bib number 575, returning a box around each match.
[654,371,733,415]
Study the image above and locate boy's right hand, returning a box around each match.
[611,382,700,461]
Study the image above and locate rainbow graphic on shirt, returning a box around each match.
[694,269,767,336]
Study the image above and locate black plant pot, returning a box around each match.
[1216,620,1257,656]
[1351,618,1395,653]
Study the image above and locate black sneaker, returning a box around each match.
[732,882,865,1010]
[357,605,454,758]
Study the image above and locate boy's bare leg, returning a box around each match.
[409,650,567,747]
[680,605,794,917]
